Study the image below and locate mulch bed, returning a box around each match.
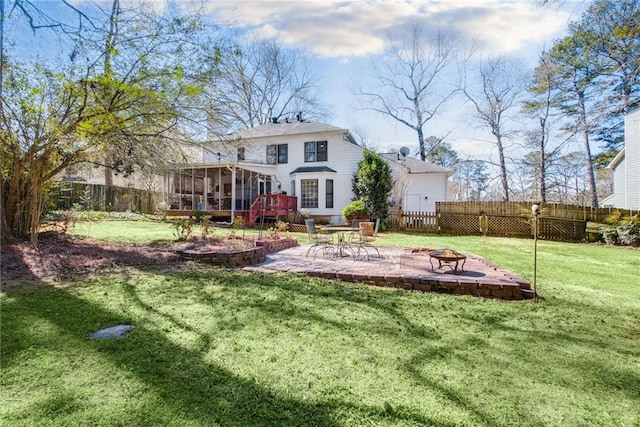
[1,234,255,287]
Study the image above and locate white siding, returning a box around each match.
[404,174,448,212]
[200,123,450,220]
[226,128,363,221]
[624,109,640,209]
[611,154,627,208]
[387,160,449,212]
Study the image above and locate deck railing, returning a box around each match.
[248,194,298,224]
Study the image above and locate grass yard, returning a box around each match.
[1,220,639,426]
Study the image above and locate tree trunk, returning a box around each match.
[0,173,13,243]
[105,162,114,187]
[538,117,547,202]
[495,132,510,201]
[417,126,426,161]
[579,94,598,207]
[0,203,11,243]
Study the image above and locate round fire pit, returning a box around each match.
[428,248,467,272]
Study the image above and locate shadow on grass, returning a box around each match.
[2,274,450,426]
[5,242,638,425]
[2,283,334,425]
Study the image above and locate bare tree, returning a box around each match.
[209,37,326,132]
[0,0,101,240]
[523,51,576,202]
[453,159,491,201]
[546,151,588,203]
[355,22,461,161]
[461,55,528,201]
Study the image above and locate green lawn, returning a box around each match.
[1,221,639,426]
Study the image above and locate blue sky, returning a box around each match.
[8,0,586,159]
[196,0,585,159]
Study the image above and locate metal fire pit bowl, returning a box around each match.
[428,248,467,272]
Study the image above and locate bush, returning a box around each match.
[200,217,213,240]
[156,201,169,218]
[286,211,306,224]
[342,200,369,222]
[171,219,193,241]
[600,225,618,245]
[604,210,623,224]
[233,216,245,229]
[192,210,208,223]
[616,221,640,246]
[275,220,289,232]
[600,217,640,246]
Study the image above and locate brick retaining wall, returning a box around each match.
[177,237,298,268]
[306,270,532,300]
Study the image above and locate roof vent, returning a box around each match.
[272,117,278,124]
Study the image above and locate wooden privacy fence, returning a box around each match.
[437,201,638,223]
[49,182,162,214]
[392,201,638,241]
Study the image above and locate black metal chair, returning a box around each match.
[305,219,334,258]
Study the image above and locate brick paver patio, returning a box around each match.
[245,244,534,300]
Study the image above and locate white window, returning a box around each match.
[304,141,327,162]
[301,179,318,208]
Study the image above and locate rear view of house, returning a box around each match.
[164,117,451,224]
[165,118,365,223]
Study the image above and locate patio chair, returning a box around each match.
[347,228,371,261]
[358,219,382,258]
[305,219,334,258]
[351,219,363,231]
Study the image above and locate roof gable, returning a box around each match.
[232,120,349,140]
[381,153,452,174]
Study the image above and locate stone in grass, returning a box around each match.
[89,325,135,340]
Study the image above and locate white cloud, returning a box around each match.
[204,0,578,59]
[452,2,573,56]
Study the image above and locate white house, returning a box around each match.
[602,109,640,210]
[165,118,450,223]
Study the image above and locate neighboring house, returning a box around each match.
[59,163,162,191]
[165,118,450,223]
[602,109,640,210]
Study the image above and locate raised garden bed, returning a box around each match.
[176,237,298,268]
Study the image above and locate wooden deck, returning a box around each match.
[166,210,243,220]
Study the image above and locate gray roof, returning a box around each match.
[382,153,452,174]
[233,120,348,140]
[289,166,337,174]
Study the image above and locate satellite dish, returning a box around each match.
[399,146,410,157]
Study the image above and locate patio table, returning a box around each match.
[320,226,357,257]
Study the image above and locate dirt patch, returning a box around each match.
[0,235,256,288]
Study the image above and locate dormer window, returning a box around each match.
[304,141,327,162]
